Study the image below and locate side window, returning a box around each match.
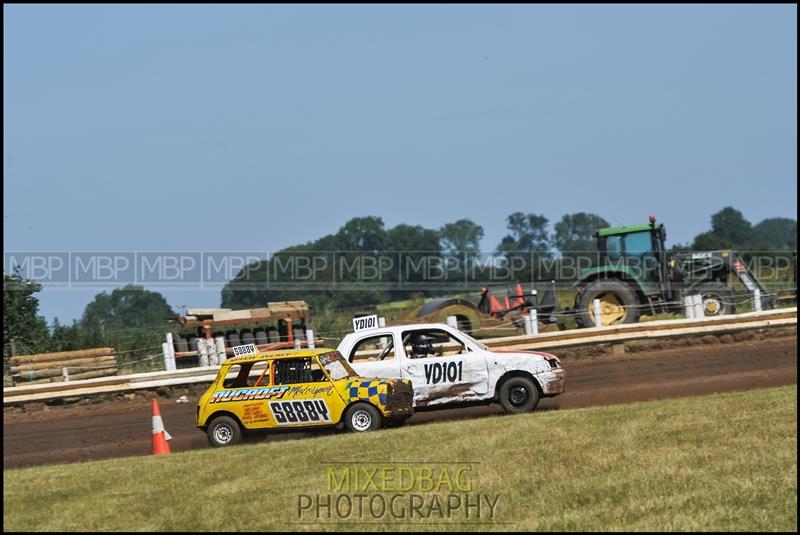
[250,361,270,387]
[222,362,271,388]
[349,334,396,363]
[402,329,468,359]
[222,363,250,389]
[624,231,653,256]
[606,236,622,261]
[273,358,326,384]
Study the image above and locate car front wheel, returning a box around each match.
[206,415,242,447]
[498,377,540,413]
[344,403,381,432]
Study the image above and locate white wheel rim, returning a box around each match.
[214,423,233,444]
[351,410,372,431]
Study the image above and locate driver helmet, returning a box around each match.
[411,333,434,357]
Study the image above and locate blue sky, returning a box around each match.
[4,4,797,324]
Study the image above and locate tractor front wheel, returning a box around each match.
[575,280,642,328]
[690,282,736,317]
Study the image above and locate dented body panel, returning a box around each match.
[337,323,565,409]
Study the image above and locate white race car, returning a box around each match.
[336,322,565,419]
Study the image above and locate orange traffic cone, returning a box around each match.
[151,398,171,456]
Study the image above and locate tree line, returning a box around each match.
[3,206,796,368]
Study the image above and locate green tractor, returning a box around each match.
[573,216,773,327]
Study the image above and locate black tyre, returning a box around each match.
[254,328,269,346]
[575,279,641,328]
[691,282,736,317]
[343,403,381,433]
[174,334,189,353]
[206,415,242,447]
[227,332,241,348]
[240,330,255,346]
[293,328,306,341]
[498,376,540,413]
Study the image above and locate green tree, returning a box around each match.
[440,219,484,272]
[553,213,609,253]
[495,212,551,282]
[440,219,484,255]
[752,218,797,250]
[336,216,386,252]
[49,318,84,352]
[3,271,50,365]
[692,207,754,249]
[497,212,551,253]
[81,284,175,332]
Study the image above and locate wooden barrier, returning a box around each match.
[10,348,118,385]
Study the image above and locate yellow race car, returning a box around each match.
[197,347,414,447]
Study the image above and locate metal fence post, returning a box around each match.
[754,289,762,312]
[62,367,69,382]
[593,299,603,328]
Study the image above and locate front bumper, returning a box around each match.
[538,369,566,396]
[382,381,415,418]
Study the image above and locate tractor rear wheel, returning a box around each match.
[575,279,642,328]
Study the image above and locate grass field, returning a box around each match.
[4,386,797,531]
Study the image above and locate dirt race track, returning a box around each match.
[4,334,797,470]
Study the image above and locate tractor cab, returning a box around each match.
[594,215,670,296]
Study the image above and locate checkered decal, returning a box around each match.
[348,380,388,405]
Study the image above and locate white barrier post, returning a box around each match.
[529,309,539,336]
[293,337,301,349]
[206,339,218,366]
[197,339,209,367]
[693,295,705,318]
[306,329,315,349]
[165,333,176,371]
[162,342,173,371]
[523,313,532,335]
[684,296,695,319]
[754,289,762,312]
[379,317,388,349]
[446,315,458,329]
[215,336,227,364]
[593,299,603,328]
[62,367,69,382]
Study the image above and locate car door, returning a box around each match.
[344,332,403,380]
[397,328,490,407]
[268,357,345,427]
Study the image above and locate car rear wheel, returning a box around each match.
[206,415,242,447]
[498,377,540,413]
[344,403,381,432]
